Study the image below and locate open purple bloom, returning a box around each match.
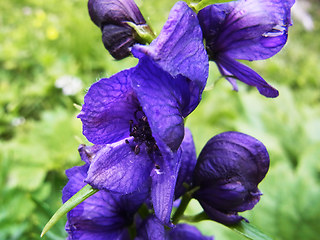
[135,216,214,240]
[88,0,148,59]
[198,0,295,97]
[193,132,270,225]
[78,1,207,226]
[62,161,148,240]
[132,1,208,115]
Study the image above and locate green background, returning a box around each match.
[1,0,320,239]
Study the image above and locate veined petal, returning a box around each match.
[150,148,181,226]
[85,138,153,194]
[132,1,208,114]
[78,144,104,164]
[78,69,140,145]
[217,54,279,97]
[198,0,294,60]
[133,1,208,84]
[135,216,165,240]
[130,57,187,152]
[63,164,147,240]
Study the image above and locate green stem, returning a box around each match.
[172,186,199,224]
[191,0,217,13]
[40,184,98,237]
[126,22,156,44]
[181,211,210,222]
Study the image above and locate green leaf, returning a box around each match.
[40,184,98,237]
[228,220,273,240]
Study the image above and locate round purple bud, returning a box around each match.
[88,0,147,59]
[193,131,270,225]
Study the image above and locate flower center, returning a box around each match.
[127,107,158,155]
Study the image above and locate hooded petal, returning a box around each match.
[193,131,269,225]
[63,164,147,240]
[175,128,197,199]
[216,54,279,97]
[78,69,140,145]
[198,0,295,60]
[132,1,208,115]
[130,57,188,152]
[85,138,153,194]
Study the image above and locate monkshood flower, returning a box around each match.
[135,216,214,240]
[62,157,149,239]
[78,1,207,226]
[88,0,149,59]
[193,132,270,225]
[198,0,295,97]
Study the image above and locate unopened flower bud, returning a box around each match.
[193,131,270,225]
[88,0,149,59]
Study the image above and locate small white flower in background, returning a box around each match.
[22,7,32,16]
[292,0,314,31]
[11,117,26,127]
[55,75,83,96]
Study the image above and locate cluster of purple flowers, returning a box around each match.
[62,0,294,239]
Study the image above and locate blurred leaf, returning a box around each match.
[229,221,273,240]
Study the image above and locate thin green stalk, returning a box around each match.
[40,184,98,237]
[172,186,199,224]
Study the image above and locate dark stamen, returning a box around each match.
[127,107,158,155]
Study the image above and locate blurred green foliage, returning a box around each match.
[0,0,320,239]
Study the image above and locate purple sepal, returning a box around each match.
[198,0,294,97]
[63,164,147,240]
[135,216,214,240]
[78,69,139,145]
[193,131,269,225]
[175,128,197,199]
[85,139,153,194]
[135,216,165,240]
[200,201,245,225]
[216,54,279,98]
[150,148,181,226]
[198,0,294,60]
[132,1,208,115]
[168,224,214,240]
[78,144,104,164]
[130,57,187,152]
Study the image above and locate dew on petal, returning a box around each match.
[262,24,286,37]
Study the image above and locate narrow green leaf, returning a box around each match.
[228,220,273,240]
[40,184,98,237]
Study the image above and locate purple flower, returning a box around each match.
[62,158,148,239]
[193,132,270,225]
[135,216,214,240]
[88,0,148,59]
[78,1,207,226]
[198,0,295,97]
